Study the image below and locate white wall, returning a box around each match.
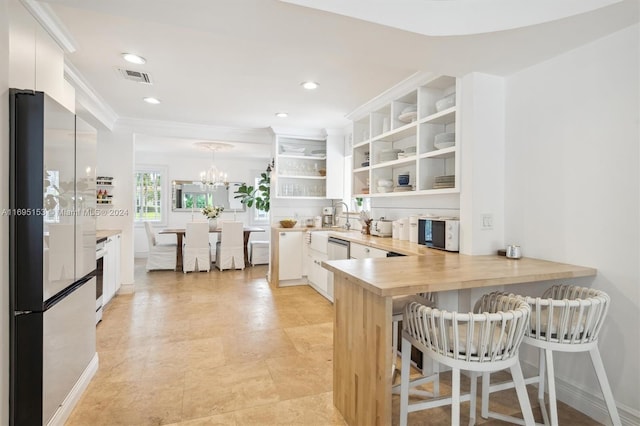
[0,0,10,423]
[505,24,639,422]
[96,127,136,292]
[134,149,272,254]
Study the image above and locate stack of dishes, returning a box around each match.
[281,144,306,155]
[435,93,456,112]
[377,178,394,193]
[379,148,402,162]
[398,105,418,123]
[434,132,455,150]
[361,151,370,167]
[433,175,455,189]
[311,149,326,157]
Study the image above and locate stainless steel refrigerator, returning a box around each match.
[9,90,97,425]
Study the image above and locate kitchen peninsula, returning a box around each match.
[322,249,596,425]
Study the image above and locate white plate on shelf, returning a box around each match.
[398,111,417,123]
[434,141,455,150]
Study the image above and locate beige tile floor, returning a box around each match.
[66,259,602,425]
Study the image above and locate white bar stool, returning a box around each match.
[480,285,621,426]
[391,293,439,397]
[400,293,535,426]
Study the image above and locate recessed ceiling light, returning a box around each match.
[143,97,161,104]
[122,53,146,64]
[301,81,319,90]
[275,112,288,118]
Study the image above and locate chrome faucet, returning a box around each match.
[334,201,351,230]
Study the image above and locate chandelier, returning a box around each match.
[196,141,232,188]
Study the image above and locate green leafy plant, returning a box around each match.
[234,170,270,212]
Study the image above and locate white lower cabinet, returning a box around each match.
[103,234,121,305]
[278,231,303,281]
[307,249,330,301]
[350,242,388,259]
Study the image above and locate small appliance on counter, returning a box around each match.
[371,218,393,237]
[322,206,334,227]
[418,217,460,252]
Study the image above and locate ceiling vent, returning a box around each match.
[117,68,152,84]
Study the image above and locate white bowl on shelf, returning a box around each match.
[435,93,456,112]
[434,132,455,149]
[377,179,393,188]
[377,186,393,193]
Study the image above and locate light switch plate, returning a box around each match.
[481,214,493,230]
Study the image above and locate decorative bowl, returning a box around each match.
[280,219,297,228]
[318,168,327,176]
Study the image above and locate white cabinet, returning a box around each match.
[278,231,303,281]
[307,250,330,300]
[351,74,460,197]
[103,234,121,305]
[275,135,327,199]
[350,242,388,259]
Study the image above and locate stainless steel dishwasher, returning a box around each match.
[327,237,350,301]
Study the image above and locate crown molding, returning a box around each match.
[117,117,274,145]
[20,0,77,53]
[64,62,119,130]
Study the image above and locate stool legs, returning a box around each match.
[511,362,536,426]
[589,347,622,426]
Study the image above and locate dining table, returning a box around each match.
[160,226,265,271]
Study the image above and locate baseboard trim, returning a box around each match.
[47,352,99,426]
[117,282,135,294]
[521,361,639,426]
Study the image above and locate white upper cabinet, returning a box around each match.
[274,134,328,199]
[351,74,460,198]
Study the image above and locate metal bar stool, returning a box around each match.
[480,285,621,426]
[400,293,535,426]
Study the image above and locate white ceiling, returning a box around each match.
[39,0,638,154]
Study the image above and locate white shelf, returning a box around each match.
[372,156,416,169]
[277,175,326,180]
[419,107,456,125]
[278,154,326,161]
[420,146,456,159]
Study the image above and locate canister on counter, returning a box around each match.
[409,216,419,243]
[399,218,410,241]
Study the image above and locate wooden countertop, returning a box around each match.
[97,229,121,243]
[324,230,430,256]
[323,252,596,297]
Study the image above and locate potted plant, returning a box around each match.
[234,168,270,213]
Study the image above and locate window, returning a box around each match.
[253,175,269,223]
[135,169,164,222]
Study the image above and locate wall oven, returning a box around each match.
[95,240,105,324]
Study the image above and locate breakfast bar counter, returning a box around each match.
[322,253,596,425]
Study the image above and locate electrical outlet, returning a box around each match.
[481,214,493,230]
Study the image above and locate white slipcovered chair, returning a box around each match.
[400,293,535,426]
[215,221,244,270]
[144,221,177,271]
[182,221,210,273]
[480,285,621,426]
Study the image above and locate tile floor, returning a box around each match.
[66,260,602,425]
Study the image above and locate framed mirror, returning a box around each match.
[171,180,245,212]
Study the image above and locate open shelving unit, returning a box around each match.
[274,135,328,199]
[350,74,460,198]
